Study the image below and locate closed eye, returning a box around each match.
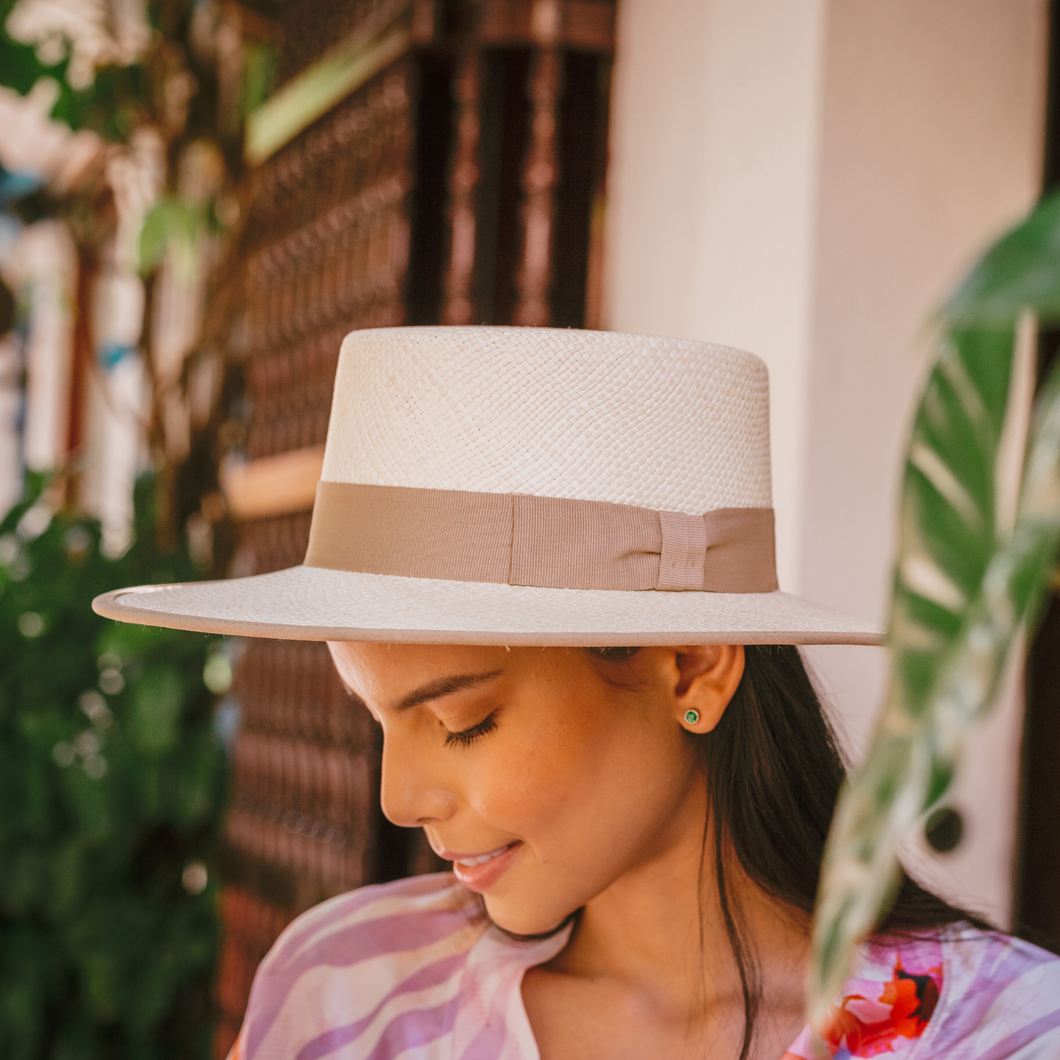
[444,712,498,748]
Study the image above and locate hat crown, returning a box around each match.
[321,327,772,515]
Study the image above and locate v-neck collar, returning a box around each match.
[454,919,947,1060]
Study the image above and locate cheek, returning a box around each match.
[476,700,698,928]
[466,714,591,834]
[535,723,692,863]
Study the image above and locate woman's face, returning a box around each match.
[328,642,743,935]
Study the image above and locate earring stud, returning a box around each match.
[684,709,700,726]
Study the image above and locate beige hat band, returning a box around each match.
[304,482,778,593]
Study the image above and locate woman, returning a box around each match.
[97,327,1060,1059]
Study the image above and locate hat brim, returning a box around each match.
[92,565,882,646]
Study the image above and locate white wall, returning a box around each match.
[605,0,1048,924]
[605,0,826,592]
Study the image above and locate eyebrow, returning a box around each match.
[394,670,503,713]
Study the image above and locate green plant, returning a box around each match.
[0,474,228,1059]
[810,191,1060,1017]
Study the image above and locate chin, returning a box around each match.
[482,890,577,939]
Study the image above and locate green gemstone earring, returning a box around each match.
[683,709,700,726]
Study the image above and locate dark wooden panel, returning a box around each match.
[1014,0,1060,955]
[551,50,609,327]
[474,46,533,323]
[407,51,457,323]
[1018,593,1060,950]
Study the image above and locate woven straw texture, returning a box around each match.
[94,567,880,645]
[321,327,772,513]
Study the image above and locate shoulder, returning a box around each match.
[239,873,486,1060]
[257,871,483,977]
[924,926,1060,1058]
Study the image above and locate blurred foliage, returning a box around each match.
[0,0,275,488]
[0,473,229,1060]
[943,190,1060,326]
[0,2,287,1056]
[0,0,277,147]
[0,0,264,630]
[240,40,277,119]
[138,196,209,277]
[811,191,1060,1018]
[0,272,14,333]
[0,0,142,142]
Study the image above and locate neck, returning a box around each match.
[553,786,810,1015]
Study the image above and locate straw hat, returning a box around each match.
[93,327,880,646]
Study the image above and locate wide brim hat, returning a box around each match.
[94,327,881,646]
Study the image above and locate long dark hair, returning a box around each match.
[589,644,985,1060]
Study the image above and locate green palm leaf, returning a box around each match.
[810,198,1060,1018]
[944,190,1060,327]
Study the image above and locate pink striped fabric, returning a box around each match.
[227,873,1060,1060]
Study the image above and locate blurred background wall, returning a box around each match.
[2,0,1058,1055]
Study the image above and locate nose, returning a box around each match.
[379,734,458,828]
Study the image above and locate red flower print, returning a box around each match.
[814,953,942,1057]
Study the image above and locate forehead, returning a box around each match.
[329,642,510,678]
[327,643,573,707]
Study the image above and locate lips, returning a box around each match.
[440,841,522,892]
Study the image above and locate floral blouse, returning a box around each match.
[228,873,1060,1060]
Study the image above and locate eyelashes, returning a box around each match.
[444,711,498,748]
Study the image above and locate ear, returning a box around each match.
[672,644,745,733]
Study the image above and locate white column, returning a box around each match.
[6,221,77,474]
[605,0,827,593]
[78,263,148,556]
